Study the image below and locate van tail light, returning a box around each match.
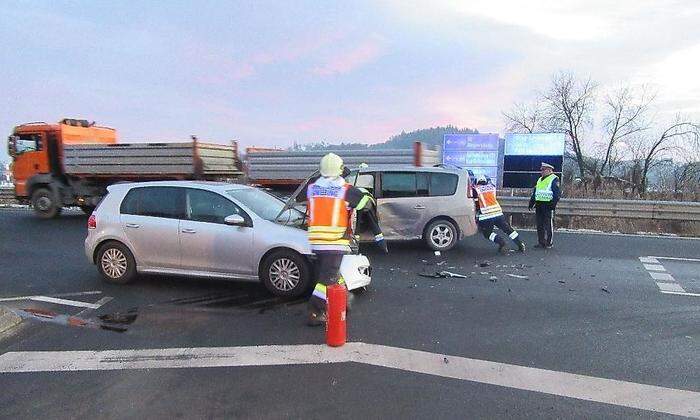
[88,215,96,230]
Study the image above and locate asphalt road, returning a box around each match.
[0,207,698,419]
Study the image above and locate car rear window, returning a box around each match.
[120,187,185,219]
[430,173,459,196]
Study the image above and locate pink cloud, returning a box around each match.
[313,36,387,76]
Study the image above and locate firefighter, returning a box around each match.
[473,175,525,254]
[306,153,376,326]
[528,162,561,248]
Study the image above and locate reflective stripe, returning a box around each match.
[311,244,351,252]
[337,277,345,286]
[478,212,503,221]
[374,233,384,241]
[356,195,370,211]
[509,231,519,239]
[488,232,498,242]
[312,283,327,301]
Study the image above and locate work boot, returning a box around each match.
[516,240,526,252]
[497,241,508,255]
[307,311,327,327]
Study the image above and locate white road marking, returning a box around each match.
[0,291,102,302]
[649,272,675,282]
[639,257,659,264]
[75,297,113,316]
[28,296,102,309]
[0,343,698,418]
[643,264,666,272]
[649,256,700,263]
[660,291,700,297]
[655,282,687,293]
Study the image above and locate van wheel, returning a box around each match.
[425,219,458,251]
[260,251,311,297]
[97,242,137,284]
[31,188,61,219]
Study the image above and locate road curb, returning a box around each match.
[0,306,22,334]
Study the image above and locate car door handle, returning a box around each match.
[125,223,140,229]
[181,228,196,234]
[413,205,426,210]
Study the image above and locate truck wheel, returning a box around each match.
[425,219,458,251]
[80,205,96,215]
[260,250,311,297]
[97,242,137,284]
[31,188,61,219]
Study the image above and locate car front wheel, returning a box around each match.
[260,250,311,297]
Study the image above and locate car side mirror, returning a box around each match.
[224,214,246,226]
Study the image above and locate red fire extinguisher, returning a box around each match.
[326,284,347,347]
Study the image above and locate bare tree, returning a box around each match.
[596,85,654,178]
[639,117,700,195]
[502,101,544,133]
[542,71,597,181]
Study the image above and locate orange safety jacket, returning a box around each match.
[307,177,353,251]
[474,184,504,221]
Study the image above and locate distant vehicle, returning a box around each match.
[85,181,370,297]
[282,166,478,251]
[7,119,241,219]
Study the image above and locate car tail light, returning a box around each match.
[88,215,96,230]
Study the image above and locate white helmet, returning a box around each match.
[320,153,344,177]
[476,174,488,185]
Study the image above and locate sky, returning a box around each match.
[1,0,699,162]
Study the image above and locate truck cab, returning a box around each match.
[8,119,117,217]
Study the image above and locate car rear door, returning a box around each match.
[119,186,184,269]
[376,171,429,239]
[179,188,254,276]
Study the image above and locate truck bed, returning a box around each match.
[63,141,242,179]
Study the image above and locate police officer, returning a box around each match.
[306,153,374,326]
[528,162,561,248]
[473,175,525,254]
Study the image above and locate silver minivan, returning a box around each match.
[345,166,477,251]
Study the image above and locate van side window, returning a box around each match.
[120,187,185,219]
[381,172,417,198]
[430,173,459,196]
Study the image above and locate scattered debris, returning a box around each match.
[569,289,576,292]
[443,357,449,364]
[489,276,498,282]
[558,280,566,284]
[419,270,469,279]
[480,272,489,275]
[507,288,512,292]
[591,274,596,278]
[506,274,529,280]
[437,261,447,266]
[434,251,441,256]
[479,262,490,267]
[601,287,611,293]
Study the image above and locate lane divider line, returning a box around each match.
[639,256,693,296]
[0,343,698,418]
[0,291,102,302]
[28,296,102,309]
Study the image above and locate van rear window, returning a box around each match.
[430,173,458,196]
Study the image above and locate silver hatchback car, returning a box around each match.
[346,166,477,250]
[85,181,320,296]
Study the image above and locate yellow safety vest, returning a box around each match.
[535,174,557,202]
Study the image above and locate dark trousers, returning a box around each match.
[535,206,554,246]
[478,215,521,246]
[309,251,346,313]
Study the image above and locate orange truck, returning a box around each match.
[7,118,242,218]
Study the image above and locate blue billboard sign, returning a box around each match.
[503,133,565,188]
[443,134,501,184]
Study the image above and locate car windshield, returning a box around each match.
[227,188,304,224]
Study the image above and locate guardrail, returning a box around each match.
[498,196,700,222]
[0,186,14,201]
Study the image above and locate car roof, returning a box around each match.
[351,165,465,175]
[106,180,250,194]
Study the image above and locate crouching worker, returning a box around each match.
[472,175,525,254]
[306,153,376,326]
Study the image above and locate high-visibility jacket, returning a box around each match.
[307,177,353,251]
[474,184,504,221]
[535,174,558,202]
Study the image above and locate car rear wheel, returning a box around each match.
[260,250,311,297]
[425,219,458,251]
[97,242,137,284]
[31,188,61,219]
